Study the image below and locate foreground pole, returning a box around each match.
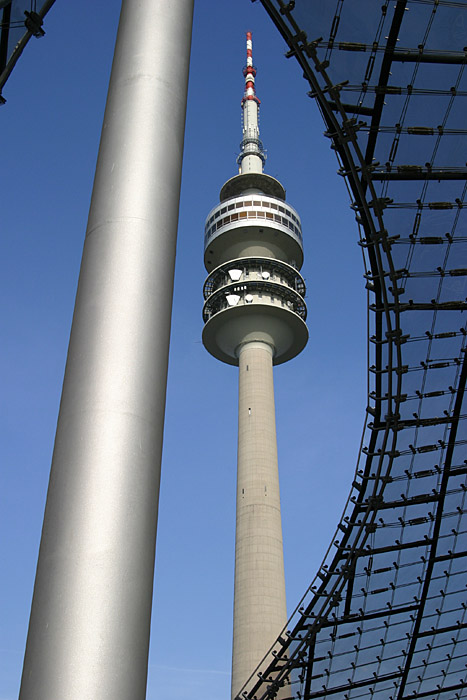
[20,2,193,698]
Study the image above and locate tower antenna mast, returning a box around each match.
[238,31,265,174]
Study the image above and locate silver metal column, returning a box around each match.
[232,341,288,699]
[19,1,194,698]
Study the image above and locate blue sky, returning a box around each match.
[1,2,367,699]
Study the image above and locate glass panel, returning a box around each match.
[245,2,467,699]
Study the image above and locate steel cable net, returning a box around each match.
[0,1,56,99]
[242,1,467,699]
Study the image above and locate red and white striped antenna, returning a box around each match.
[238,31,266,174]
[242,31,260,105]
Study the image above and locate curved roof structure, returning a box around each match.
[241,1,467,699]
[0,0,56,102]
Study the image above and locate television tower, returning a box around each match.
[202,33,308,698]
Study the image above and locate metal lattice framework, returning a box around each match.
[0,0,56,102]
[240,1,467,699]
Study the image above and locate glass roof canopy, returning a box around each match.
[241,1,467,699]
[0,0,56,102]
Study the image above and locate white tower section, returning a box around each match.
[202,33,308,699]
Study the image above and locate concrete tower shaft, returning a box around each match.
[232,341,287,696]
[202,32,307,700]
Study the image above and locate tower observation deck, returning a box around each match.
[202,32,308,698]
